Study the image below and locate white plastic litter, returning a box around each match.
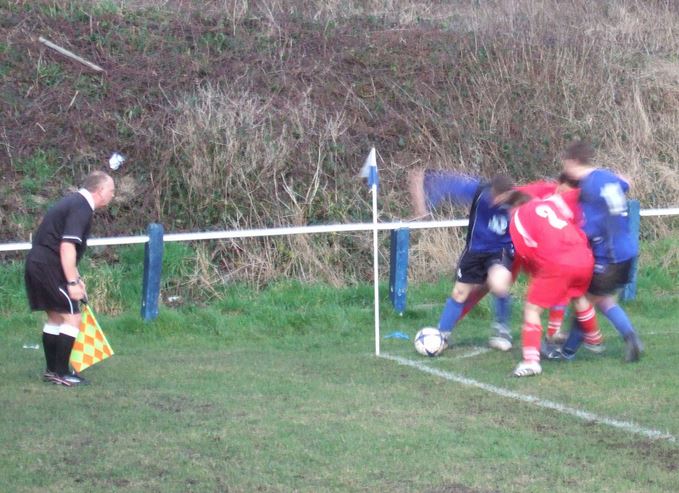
[109,152,125,170]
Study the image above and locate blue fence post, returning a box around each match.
[389,228,410,315]
[141,223,164,321]
[621,199,640,302]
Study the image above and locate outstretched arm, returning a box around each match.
[408,169,429,219]
[408,169,480,218]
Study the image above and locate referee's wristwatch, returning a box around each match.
[67,278,81,286]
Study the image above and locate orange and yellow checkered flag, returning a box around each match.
[70,305,114,373]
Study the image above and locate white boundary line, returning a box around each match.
[379,353,677,443]
[454,347,492,359]
[435,346,492,360]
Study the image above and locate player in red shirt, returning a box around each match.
[514,173,593,344]
[508,192,600,377]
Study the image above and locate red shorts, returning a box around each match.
[525,263,592,308]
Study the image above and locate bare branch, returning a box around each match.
[38,36,104,73]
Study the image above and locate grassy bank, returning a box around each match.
[2,0,679,284]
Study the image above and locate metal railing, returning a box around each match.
[2,207,677,252]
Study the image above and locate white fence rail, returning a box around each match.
[1,207,678,252]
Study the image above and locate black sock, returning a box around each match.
[42,333,60,373]
[56,334,76,376]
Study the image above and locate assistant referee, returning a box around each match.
[25,171,115,386]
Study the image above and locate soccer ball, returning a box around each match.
[414,327,446,357]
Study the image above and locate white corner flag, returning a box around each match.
[360,147,379,189]
[361,147,380,355]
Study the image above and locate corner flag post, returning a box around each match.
[361,147,380,355]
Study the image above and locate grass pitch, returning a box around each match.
[1,275,678,492]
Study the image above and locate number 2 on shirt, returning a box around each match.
[535,204,568,230]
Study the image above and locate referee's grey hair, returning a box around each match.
[82,171,112,192]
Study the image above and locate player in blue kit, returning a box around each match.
[552,140,643,362]
[409,169,516,351]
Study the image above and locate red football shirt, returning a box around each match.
[510,197,592,272]
[515,180,582,226]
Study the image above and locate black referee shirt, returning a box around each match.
[29,192,93,264]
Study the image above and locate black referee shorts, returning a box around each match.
[24,257,80,314]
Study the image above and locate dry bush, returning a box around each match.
[408,227,465,283]
[171,85,288,226]
[6,0,679,289]
[219,233,360,287]
[169,84,376,285]
[164,0,679,286]
[85,264,125,315]
[171,243,224,302]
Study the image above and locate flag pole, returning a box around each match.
[371,174,380,356]
[360,147,380,356]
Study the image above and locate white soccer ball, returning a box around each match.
[414,327,446,357]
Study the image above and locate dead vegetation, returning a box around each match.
[1,0,678,286]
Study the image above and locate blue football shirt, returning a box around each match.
[424,171,512,253]
[579,169,638,264]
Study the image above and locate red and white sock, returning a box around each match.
[547,306,566,338]
[576,306,602,345]
[521,321,542,363]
